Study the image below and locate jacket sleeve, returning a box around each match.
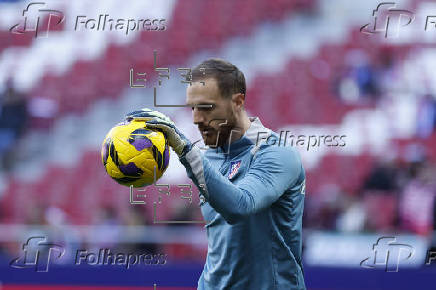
[179,145,303,224]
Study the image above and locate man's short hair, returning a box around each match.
[189,58,246,100]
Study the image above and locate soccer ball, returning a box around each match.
[101,119,170,187]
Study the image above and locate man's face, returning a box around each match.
[186,78,237,147]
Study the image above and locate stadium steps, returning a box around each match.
[4,0,436,225]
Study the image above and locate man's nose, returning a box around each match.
[193,108,205,125]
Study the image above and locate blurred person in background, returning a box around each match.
[363,158,399,192]
[334,49,380,104]
[399,161,436,236]
[416,94,436,139]
[0,81,28,171]
[121,205,159,256]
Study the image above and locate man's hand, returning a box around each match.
[125,108,192,156]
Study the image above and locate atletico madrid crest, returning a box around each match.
[228,160,241,179]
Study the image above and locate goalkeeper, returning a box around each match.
[126,59,306,290]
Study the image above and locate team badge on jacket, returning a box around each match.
[228,160,241,179]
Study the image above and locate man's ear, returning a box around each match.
[232,93,245,110]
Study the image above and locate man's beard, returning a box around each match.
[202,128,230,147]
[209,120,238,148]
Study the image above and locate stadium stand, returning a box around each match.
[1,1,436,289]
